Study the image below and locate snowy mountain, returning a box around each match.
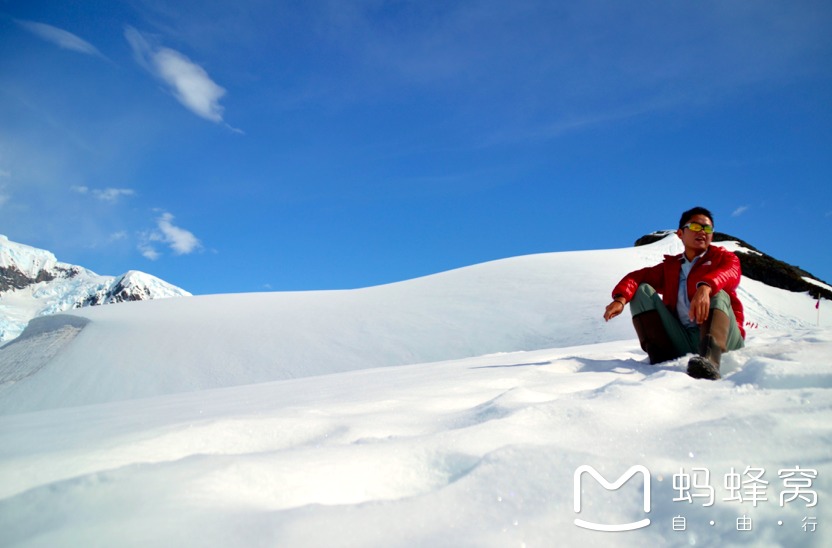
[0,234,830,547]
[0,235,191,342]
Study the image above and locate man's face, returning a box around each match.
[677,213,714,255]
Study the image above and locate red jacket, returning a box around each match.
[612,245,746,339]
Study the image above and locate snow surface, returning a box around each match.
[0,235,829,547]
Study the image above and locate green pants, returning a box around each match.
[630,283,744,356]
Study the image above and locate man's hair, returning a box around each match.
[679,206,714,229]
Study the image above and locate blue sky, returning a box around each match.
[1,0,831,294]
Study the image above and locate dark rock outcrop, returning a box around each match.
[635,232,831,301]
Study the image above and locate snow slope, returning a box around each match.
[1,235,827,415]
[0,235,829,547]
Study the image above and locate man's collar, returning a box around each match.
[681,247,709,264]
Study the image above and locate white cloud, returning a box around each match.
[154,49,227,123]
[125,26,231,125]
[17,20,104,58]
[72,185,135,202]
[732,205,750,217]
[139,211,202,259]
[139,243,161,261]
[95,188,135,202]
[157,212,201,255]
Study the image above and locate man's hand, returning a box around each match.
[689,284,712,324]
[604,300,625,322]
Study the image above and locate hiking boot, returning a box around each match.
[687,339,721,380]
[686,309,730,380]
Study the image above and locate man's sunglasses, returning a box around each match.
[683,222,714,234]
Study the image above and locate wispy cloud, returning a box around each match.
[72,185,136,202]
[109,231,128,243]
[16,20,105,58]
[732,205,750,217]
[125,26,235,127]
[96,188,136,202]
[139,211,202,260]
[138,243,161,261]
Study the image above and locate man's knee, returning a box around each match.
[630,283,660,316]
[709,291,743,351]
[709,290,731,312]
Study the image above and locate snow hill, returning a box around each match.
[0,235,191,342]
[0,234,830,547]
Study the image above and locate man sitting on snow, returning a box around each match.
[603,206,745,380]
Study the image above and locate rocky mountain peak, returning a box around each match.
[0,235,190,342]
